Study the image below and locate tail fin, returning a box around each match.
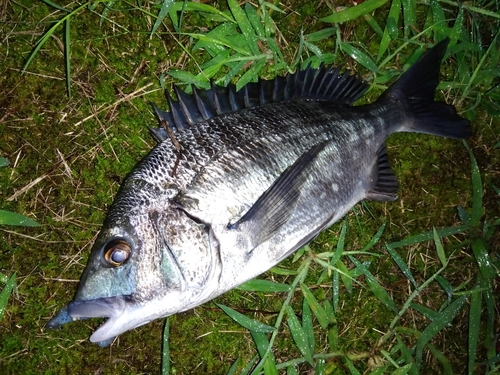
[378,38,471,139]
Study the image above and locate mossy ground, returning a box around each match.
[1,1,498,374]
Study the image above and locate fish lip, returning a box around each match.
[67,295,128,343]
[68,295,126,319]
[48,295,156,344]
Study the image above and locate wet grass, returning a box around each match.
[1,0,499,374]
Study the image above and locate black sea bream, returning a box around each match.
[47,38,471,345]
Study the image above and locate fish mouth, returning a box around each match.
[47,295,149,345]
[68,295,126,320]
[67,296,126,344]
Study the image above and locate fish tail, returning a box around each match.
[378,38,471,139]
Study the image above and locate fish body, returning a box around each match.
[47,39,471,345]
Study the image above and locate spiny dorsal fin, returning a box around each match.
[150,65,369,143]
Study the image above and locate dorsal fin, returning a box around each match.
[150,65,369,143]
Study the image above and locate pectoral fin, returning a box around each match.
[229,142,327,247]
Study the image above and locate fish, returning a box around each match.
[47,38,471,346]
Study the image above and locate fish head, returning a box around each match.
[48,180,217,344]
[67,216,158,344]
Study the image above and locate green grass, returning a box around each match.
[1,0,499,374]
[0,158,37,326]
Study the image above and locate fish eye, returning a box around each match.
[103,239,131,267]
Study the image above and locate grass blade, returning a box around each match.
[0,210,40,226]
[463,141,484,226]
[393,363,413,374]
[0,273,16,320]
[377,0,401,61]
[327,322,339,352]
[302,296,315,356]
[323,300,336,325]
[363,14,383,37]
[240,355,259,375]
[468,282,481,375]
[64,18,71,97]
[401,0,416,37]
[389,234,452,332]
[225,358,239,375]
[217,304,275,333]
[263,354,278,375]
[482,277,496,363]
[344,357,362,374]
[333,220,347,263]
[245,3,265,38]
[436,275,453,304]
[456,205,470,224]
[449,7,465,46]
[250,330,278,375]
[335,260,353,293]
[186,33,251,56]
[427,343,453,375]
[97,1,115,27]
[0,157,9,167]
[395,331,415,368]
[359,222,385,252]
[200,49,232,70]
[286,306,314,366]
[304,28,336,43]
[386,244,417,288]
[161,318,170,375]
[430,0,445,36]
[269,267,298,276]
[22,2,88,75]
[340,42,378,72]
[303,40,324,61]
[332,264,340,312]
[222,60,247,87]
[410,303,439,321]
[300,284,329,329]
[433,228,447,267]
[320,0,389,23]
[330,219,352,311]
[151,0,175,37]
[237,279,291,293]
[459,29,500,106]
[236,57,267,91]
[349,256,398,313]
[415,295,467,369]
[387,224,470,249]
[261,1,285,14]
[227,0,260,56]
[250,330,268,358]
[315,358,325,374]
[170,1,235,23]
[41,0,69,12]
[167,69,210,89]
[193,23,237,55]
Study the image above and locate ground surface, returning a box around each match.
[1,1,498,374]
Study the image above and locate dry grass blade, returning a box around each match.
[6,175,48,202]
[73,83,156,126]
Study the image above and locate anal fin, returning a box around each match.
[229,142,327,247]
[366,145,398,201]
